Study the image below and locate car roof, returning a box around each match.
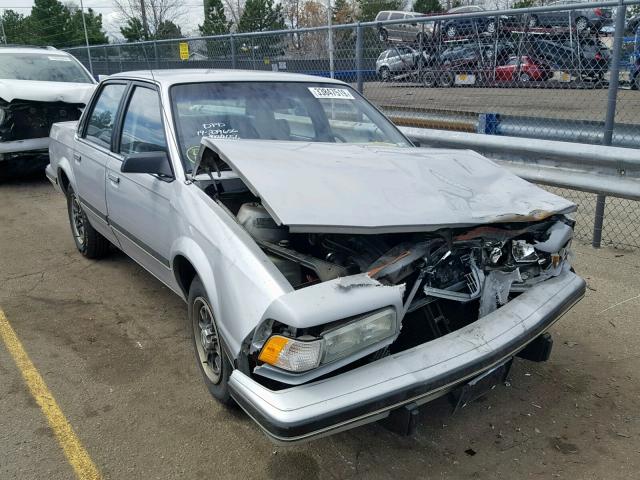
[0,46,69,56]
[108,69,348,87]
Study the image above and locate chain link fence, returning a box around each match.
[65,1,640,249]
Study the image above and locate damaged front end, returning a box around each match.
[236,210,576,387]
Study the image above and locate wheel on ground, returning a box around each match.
[575,16,588,31]
[379,66,391,82]
[189,276,233,405]
[420,70,437,88]
[379,28,388,42]
[446,25,457,38]
[439,71,455,87]
[633,75,640,91]
[519,72,531,82]
[527,15,538,28]
[66,185,110,259]
[486,20,497,34]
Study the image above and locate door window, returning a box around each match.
[85,83,127,148]
[119,86,167,155]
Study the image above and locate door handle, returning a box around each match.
[73,154,81,163]
[107,173,120,184]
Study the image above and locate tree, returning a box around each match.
[67,7,108,45]
[27,0,72,46]
[238,0,286,32]
[356,0,401,22]
[332,0,356,24]
[156,20,182,39]
[200,0,231,35]
[512,0,536,8]
[120,17,148,42]
[413,0,443,14]
[1,10,28,44]
[114,0,185,39]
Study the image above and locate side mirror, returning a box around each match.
[121,151,173,178]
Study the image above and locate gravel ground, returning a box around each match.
[1,177,639,480]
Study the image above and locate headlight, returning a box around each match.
[321,308,397,364]
[258,308,397,373]
[512,240,538,263]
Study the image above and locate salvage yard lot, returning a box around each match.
[1,178,639,480]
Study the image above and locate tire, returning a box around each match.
[446,24,457,38]
[519,72,531,82]
[486,20,497,35]
[439,70,455,87]
[528,15,538,28]
[379,66,391,82]
[575,16,588,32]
[420,70,437,88]
[189,276,234,405]
[379,28,388,42]
[66,185,110,259]
[633,74,640,91]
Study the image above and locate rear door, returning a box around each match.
[73,81,127,244]
[104,82,179,290]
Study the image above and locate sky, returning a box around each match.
[0,0,206,41]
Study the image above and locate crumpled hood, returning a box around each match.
[201,139,576,234]
[0,79,96,104]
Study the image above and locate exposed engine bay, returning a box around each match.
[206,177,574,386]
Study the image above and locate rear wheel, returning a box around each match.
[486,20,497,34]
[439,70,455,87]
[519,72,531,82]
[446,24,457,38]
[420,70,437,88]
[379,66,391,82]
[66,185,110,259]
[575,16,589,32]
[189,276,233,405]
[528,15,538,28]
[379,28,388,42]
[633,74,640,90]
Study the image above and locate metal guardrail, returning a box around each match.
[401,126,640,247]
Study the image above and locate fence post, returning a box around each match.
[103,45,109,75]
[356,23,363,94]
[593,0,626,248]
[230,34,237,69]
[153,41,160,69]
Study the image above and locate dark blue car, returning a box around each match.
[442,6,499,38]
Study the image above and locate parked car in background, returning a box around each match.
[47,69,584,443]
[0,46,96,179]
[441,6,500,38]
[627,14,640,36]
[525,0,612,31]
[530,37,610,80]
[376,46,427,80]
[376,11,434,44]
[495,56,552,82]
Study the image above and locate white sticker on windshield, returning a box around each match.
[48,56,72,61]
[308,87,354,100]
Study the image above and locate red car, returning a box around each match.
[495,56,551,82]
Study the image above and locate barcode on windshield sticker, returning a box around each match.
[308,87,354,100]
[48,56,72,61]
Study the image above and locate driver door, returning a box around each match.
[105,82,179,291]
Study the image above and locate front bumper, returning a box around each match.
[0,137,49,159]
[229,271,585,444]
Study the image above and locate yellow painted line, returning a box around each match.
[0,309,102,480]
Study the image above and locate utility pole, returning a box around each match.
[327,0,335,78]
[79,0,94,76]
[140,0,150,39]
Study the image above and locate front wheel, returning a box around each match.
[66,185,110,259]
[519,72,531,82]
[633,74,640,91]
[575,16,589,32]
[379,66,391,82]
[189,276,233,405]
[439,70,455,88]
[379,28,388,42]
[420,70,437,88]
[528,15,538,28]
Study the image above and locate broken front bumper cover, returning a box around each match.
[229,271,585,444]
[0,137,49,160]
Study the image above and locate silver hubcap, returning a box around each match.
[487,22,495,33]
[577,18,587,30]
[520,73,530,82]
[193,297,222,384]
[447,26,456,37]
[529,18,536,27]
[70,195,85,247]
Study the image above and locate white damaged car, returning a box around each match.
[47,70,585,443]
[0,46,95,178]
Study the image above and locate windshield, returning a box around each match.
[170,81,411,171]
[0,53,94,83]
